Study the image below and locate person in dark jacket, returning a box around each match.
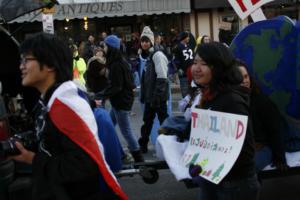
[236,59,288,171]
[86,56,109,94]
[191,42,260,200]
[173,31,194,97]
[137,26,169,153]
[10,33,127,200]
[98,35,144,162]
[83,35,96,63]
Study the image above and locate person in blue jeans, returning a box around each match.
[237,59,288,171]
[97,35,144,162]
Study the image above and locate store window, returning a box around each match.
[109,25,132,42]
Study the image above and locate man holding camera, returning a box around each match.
[10,33,127,200]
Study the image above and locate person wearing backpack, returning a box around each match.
[97,35,144,162]
[138,26,169,153]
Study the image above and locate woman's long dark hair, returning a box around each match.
[195,42,243,95]
[235,58,262,94]
[105,45,124,65]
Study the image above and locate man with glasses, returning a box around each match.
[11,33,127,200]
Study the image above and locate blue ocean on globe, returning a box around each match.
[230,16,300,151]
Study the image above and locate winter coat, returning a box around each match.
[86,56,109,94]
[140,50,169,105]
[100,58,135,111]
[73,55,87,85]
[201,87,256,181]
[250,90,286,164]
[31,84,120,200]
[173,42,194,76]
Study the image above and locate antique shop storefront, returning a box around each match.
[7,0,191,43]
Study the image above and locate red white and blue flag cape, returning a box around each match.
[47,81,128,200]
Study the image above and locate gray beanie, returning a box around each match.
[140,26,154,46]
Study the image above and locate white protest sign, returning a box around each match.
[181,108,248,184]
[227,0,273,20]
[42,14,54,34]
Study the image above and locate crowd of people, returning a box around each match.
[9,24,288,199]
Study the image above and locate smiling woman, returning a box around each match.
[191,42,260,200]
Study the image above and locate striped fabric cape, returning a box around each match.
[47,81,127,200]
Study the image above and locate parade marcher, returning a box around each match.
[127,32,140,57]
[83,34,96,63]
[194,35,211,52]
[190,42,260,200]
[200,35,211,44]
[86,56,109,99]
[70,44,87,87]
[236,59,288,171]
[98,35,144,162]
[138,26,169,153]
[154,32,165,52]
[173,31,194,97]
[12,32,127,200]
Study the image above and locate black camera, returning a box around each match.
[0,131,37,158]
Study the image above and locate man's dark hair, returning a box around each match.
[196,42,243,93]
[20,32,73,83]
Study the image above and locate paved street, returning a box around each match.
[112,85,300,200]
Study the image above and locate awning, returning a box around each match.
[0,0,57,23]
[9,0,191,23]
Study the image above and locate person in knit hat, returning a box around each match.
[104,34,120,49]
[97,34,144,162]
[140,26,154,46]
[138,26,169,153]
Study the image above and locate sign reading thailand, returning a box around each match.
[227,0,273,20]
[181,108,248,184]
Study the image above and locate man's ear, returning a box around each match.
[47,68,55,72]
[44,65,55,72]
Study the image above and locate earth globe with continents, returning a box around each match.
[230,15,300,151]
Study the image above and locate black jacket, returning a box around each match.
[140,51,169,105]
[100,58,134,111]
[31,85,118,200]
[202,87,256,181]
[250,90,286,164]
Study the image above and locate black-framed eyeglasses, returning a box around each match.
[20,57,37,65]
